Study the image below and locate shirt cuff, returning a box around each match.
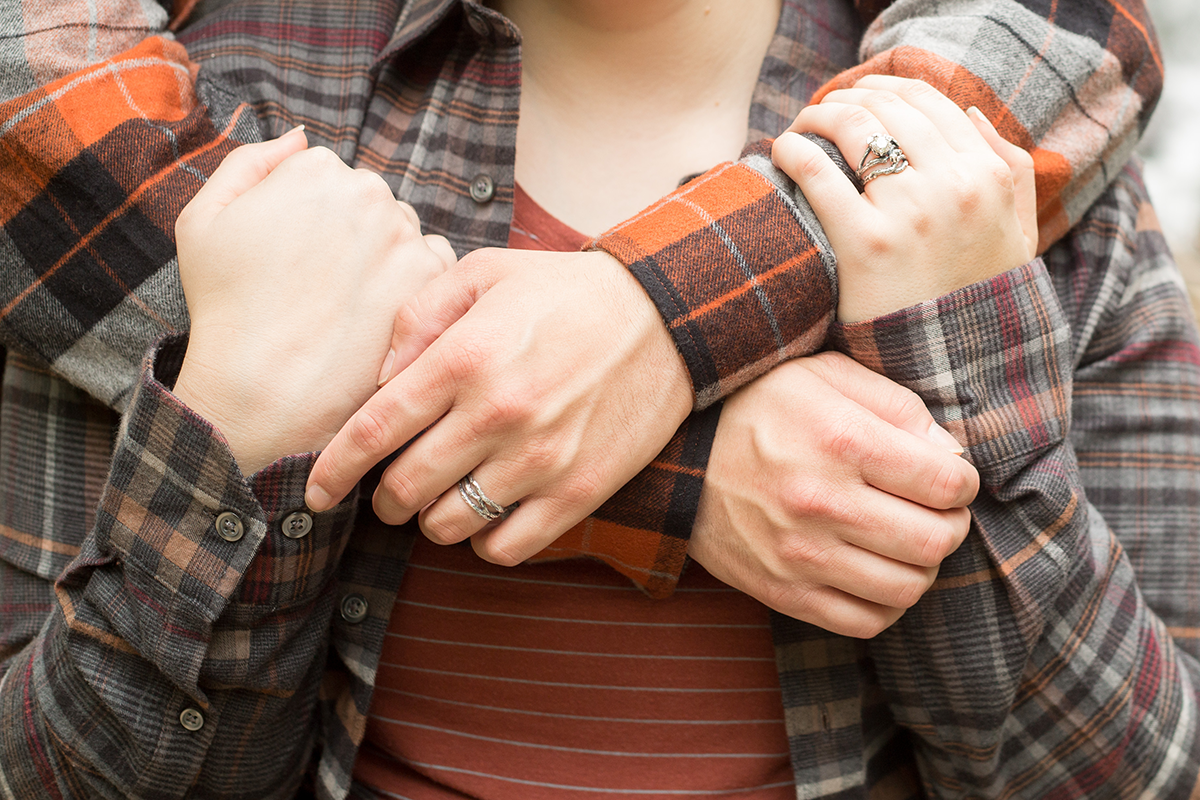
[530,404,722,599]
[830,259,1073,487]
[76,334,358,693]
[587,140,837,410]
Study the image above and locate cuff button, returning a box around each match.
[214,511,244,543]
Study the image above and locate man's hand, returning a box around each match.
[305,247,693,565]
[690,352,978,637]
[173,130,454,473]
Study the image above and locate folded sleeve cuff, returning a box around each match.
[831,259,1073,486]
[531,403,722,599]
[75,334,358,692]
[587,141,838,409]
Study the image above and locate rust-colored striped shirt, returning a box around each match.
[355,187,792,797]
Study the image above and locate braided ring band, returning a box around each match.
[458,473,511,521]
[856,132,909,185]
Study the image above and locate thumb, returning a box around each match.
[804,352,964,454]
[378,247,504,385]
[187,125,309,224]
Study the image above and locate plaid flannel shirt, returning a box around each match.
[3,0,1196,798]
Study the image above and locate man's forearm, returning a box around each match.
[833,164,1200,795]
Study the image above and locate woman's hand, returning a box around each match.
[690,352,977,637]
[173,130,455,473]
[772,75,1038,322]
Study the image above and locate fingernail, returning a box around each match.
[283,123,306,138]
[967,106,995,130]
[377,348,395,386]
[306,483,331,512]
[926,421,964,454]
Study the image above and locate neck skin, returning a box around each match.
[490,0,781,235]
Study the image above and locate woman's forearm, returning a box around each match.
[0,343,358,798]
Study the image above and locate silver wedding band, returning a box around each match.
[458,472,511,521]
[856,132,908,185]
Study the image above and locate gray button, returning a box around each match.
[214,511,244,543]
[467,12,490,37]
[340,593,369,624]
[469,173,495,204]
[179,707,205,731]
[281,511,313,539]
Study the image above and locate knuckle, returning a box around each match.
[837,105,879,133]
[344,403,395,457]
[441,340,489,384]
[929,457,977,509]
[475,384,537,431]
[378,466,426,516]
[759,580,818,621]
[422,234,456,273]
[888,568,936,609]
[557,467,605,510]
[175,203,198,239]
[986,159,1015,190]
[457,247,503,280]
[861,88,901,111]
[392,297,423,338]
[782,140,840,185]
[905,207,935,238]
[396,200,422,227]
[817,414,870,464]
[354,169,398,206]
[844,608,903,639]
[775,527,838,575]
[519,437,561,475]
[306,145,340,166]
[901,79,937,103]
[947,174,988,218]
[1012,146,1035,172]
[916,523,953,567]
[916,510,970,565]
[294,146,341,176]
[421,511,471,546]
[892,387,930,430]
[857,227,895,259]
[474,535,525,567]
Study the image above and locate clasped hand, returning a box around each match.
[173,129,454,474]
[690,352,976,637]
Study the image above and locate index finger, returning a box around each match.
[181,126,308,227]
[305,353,454,511]
[799,355,978,510]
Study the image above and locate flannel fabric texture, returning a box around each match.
[2,0,1195,798]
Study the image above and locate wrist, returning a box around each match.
[599,250,695,418]
[174,352,302,474]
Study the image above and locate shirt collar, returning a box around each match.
[379,0,517,66]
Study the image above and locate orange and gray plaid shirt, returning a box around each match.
[3,0,1197,798]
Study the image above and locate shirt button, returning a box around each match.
[179,707,205,731]
[467,12,491,37]
[469,173,495,204]
[340,593,369,624]
[280,511,313,539]
[214,511,244,543]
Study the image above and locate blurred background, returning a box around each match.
[1139,0,1200,307]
